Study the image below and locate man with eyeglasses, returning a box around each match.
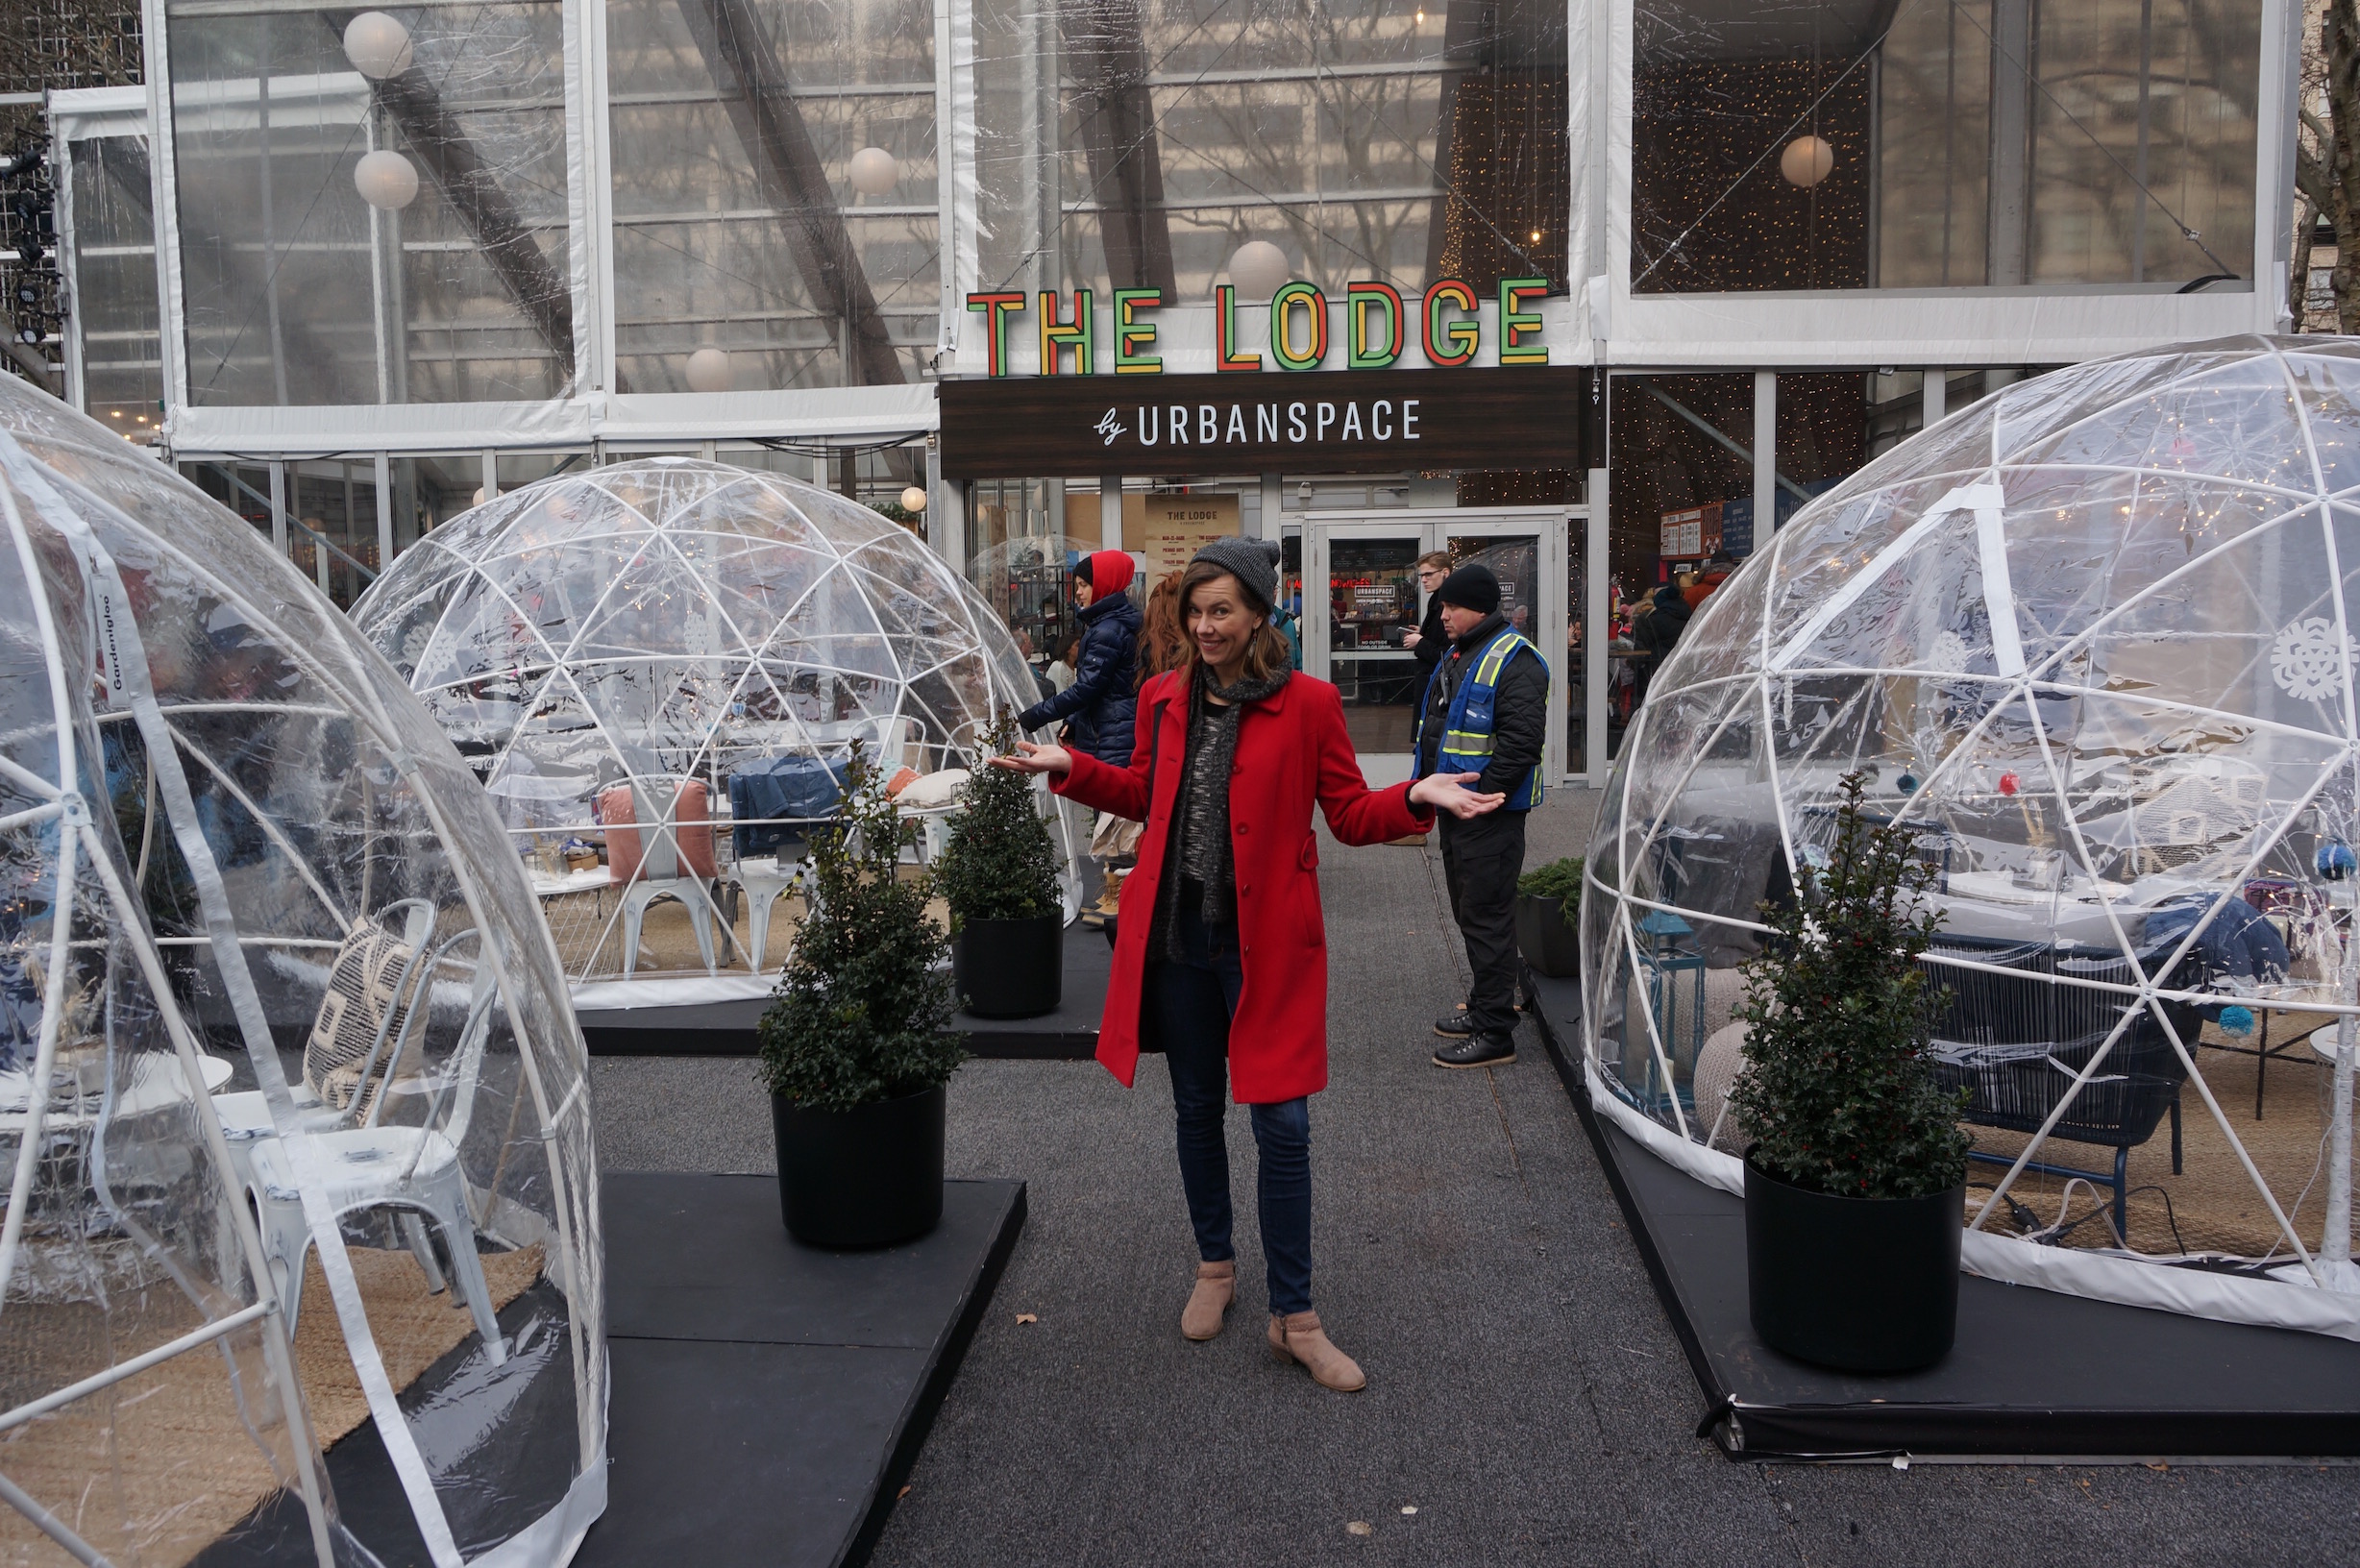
[1399,551,1452,686]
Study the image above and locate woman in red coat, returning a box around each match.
[994,537,1502,1391]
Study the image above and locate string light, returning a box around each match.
[1632,60,1868,291]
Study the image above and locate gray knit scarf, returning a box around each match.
[1154,662,1291,959]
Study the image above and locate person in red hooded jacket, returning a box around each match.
[993,536,1501,1392]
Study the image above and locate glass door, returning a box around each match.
[1304,527,1428,780]
[1440,521,1566,786]
[1304,511,1571,786]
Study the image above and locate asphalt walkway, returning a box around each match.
[592,794,2355,1567]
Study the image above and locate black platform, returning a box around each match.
[579,933,1105,1060]
[1523,967,2360,1462]
[579,1174,1025,1567]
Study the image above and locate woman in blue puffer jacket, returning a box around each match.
[1020,551,1142,922]
[1019,550,1140,764]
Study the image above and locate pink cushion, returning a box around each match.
[598,781,716,882]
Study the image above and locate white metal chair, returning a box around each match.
[247,947,509,1362]
[730,853,807,973]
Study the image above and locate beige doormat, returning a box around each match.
[0,1242,543,1567]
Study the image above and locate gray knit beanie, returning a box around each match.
[1190,534,1284,613]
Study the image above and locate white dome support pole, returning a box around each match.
[2331,992,2350,1285]
[2320,917,2360,1286]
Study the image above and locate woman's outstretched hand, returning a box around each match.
[1409,770,1507,821]
[989,739,1073,776]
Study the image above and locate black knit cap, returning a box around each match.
[1190,535,1284,612]
[1436,562,1501,615]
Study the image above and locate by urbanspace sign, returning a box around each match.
[937,366,1590,480]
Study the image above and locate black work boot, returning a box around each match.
[1432,1006,1474,1040]
[1433,1030,1516,1069]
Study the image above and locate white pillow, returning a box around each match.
[896,768,970,809]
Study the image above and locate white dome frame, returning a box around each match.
[1586,336,2360,1341]
[0,383,602,1566]
[355,458,1082,992]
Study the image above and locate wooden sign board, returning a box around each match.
[1136,494,1241,576]
[938,367,1590,479]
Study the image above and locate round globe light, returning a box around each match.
[355,150,420,210]
[685,347,735,394]
[472,487,487,506]
[1779,135,1835,188]
[1226,239,1290,300]
[899,486,928,514]
[342,12,414,79]
[848,147,899,197]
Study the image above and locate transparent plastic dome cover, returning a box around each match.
[353,459,1078,987]
[0,377,602,1565]
[1586,336,2360,1340]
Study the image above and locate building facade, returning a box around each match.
[34,0,2301,786]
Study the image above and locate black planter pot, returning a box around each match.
[771,1084,946,1248]
[1513,894,1583,978]
[954,912,1063,1018]
[1743,1153,1962,1374]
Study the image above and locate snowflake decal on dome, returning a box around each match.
[2270,617,2356,703]
[1926,630,1970,675]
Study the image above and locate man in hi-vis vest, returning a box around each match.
[1413,563,1549,1068]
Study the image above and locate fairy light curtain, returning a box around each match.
[1586,337,2360,1340]
[1630,0,2263,294]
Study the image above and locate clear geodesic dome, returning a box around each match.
[1586,336,2360,1338]
[353,458,1077,988]
[0,379,602,1564]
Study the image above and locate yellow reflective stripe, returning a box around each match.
[1472,631,1533,686]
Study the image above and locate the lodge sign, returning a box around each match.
[937,367,1590,480]
[964,280,1552,378]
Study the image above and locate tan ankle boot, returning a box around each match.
[1181,1261,1235,1340]
[1266,1311,1366,1391]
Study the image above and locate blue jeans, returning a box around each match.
[1146,894,1314,1316]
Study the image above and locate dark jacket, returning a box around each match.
[1410,594,1446,682]
[1018,591,1140,766]
[1634,586,1692,662]
[1414,611,1549,804]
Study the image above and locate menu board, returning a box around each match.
[1137,493,1243,576]
[1659,502,1723,561]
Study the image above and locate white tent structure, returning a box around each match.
[0,377,603,1564]
[1585,337,2360,1341]
[352,458,1077,992]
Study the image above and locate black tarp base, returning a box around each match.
[578,933,1105,1060]
[194,1175,1021,1566]
[579,1174,1025,1568]
[1525,968,2360,1462]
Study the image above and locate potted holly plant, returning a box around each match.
[1726,771,1971,1373]
[1513,855,1585,979]
[757,745,964,1247]
[932,713,1065,1018]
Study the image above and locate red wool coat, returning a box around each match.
[1052,670,1433,1103]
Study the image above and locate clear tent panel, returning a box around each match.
[605,0,942,394]
[1585,338,2360,1338]
[63,132,166,431]
[353,457,1079,989]
[968,0,1569,306]
[0,371,602,1563]
[164,1,576,407]
[1629,0,2262,294]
